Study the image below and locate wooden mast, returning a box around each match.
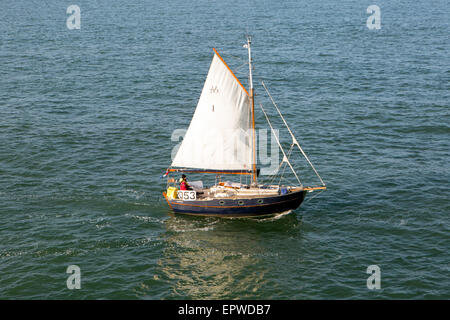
[246,36,257,185]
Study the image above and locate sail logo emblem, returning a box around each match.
[210,85,219,94]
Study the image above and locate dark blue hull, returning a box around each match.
[163,189,306,218]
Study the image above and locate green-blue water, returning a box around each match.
[0,0,449,299]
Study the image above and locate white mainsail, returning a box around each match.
[171,49,254,172]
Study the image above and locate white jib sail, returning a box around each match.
[171,49,254,172]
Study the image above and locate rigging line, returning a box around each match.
[268,132,294,185]
[303,189,326,203]
[261,81,326,187]
[266,159,284,186]
[264,133,288,185]
[266,140,292,185]
[215,49,245,62]
[277,143,292,186]
[286,143,294,162]
[279,175,296,188]
[268,161,283,185]
[278,143,294,186]
[277,161,287,187]
[234,62,250,73]
[259,103,303,187]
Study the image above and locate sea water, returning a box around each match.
[0,0,448,299]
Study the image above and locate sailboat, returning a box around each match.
[162,37,326,217]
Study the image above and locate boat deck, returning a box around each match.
[193,185,303,201]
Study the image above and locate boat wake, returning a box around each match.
[254,210,293,222]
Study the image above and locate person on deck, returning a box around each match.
[179,174,192,190]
